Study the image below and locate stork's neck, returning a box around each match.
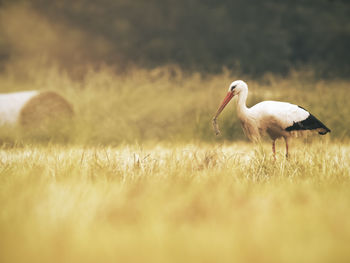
[236,87,249,118]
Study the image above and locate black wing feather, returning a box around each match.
[285,106,331,135]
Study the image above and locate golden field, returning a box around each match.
[0,65,349,144]
[0,141,349,263]
[0,67,349,262]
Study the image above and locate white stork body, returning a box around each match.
[213,80,330,159]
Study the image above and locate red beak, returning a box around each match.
[213,92,234,119]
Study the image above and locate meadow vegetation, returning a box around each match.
[0,142,349,263]
[1,1,349,262]
[0,66,349,262]
[0,65,349,145]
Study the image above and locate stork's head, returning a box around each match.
[228,80,248,96]
[213,80,248,121]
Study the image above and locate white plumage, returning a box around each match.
[212,80,330,159]
[250,101,309,129]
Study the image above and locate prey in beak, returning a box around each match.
[212,91,235,136]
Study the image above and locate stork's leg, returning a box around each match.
[284,137,289,158]
[272,140,276,161]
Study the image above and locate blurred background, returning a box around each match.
[0,0,349,144]
[1,0,349,77]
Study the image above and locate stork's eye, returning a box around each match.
[231,85,236,91]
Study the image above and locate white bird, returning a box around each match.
[212,80,330,159]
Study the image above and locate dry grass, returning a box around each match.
[0,66,349,262]
[0,141,349,263]
[0,66,349,144]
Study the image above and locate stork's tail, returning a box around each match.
[285,113,331,135]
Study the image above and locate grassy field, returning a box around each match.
[0,67,350,262]
[0,66,349,144]
[0,141,349,263]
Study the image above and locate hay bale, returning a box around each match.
[0,91,73,129]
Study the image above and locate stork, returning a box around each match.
[212,80,330,160]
